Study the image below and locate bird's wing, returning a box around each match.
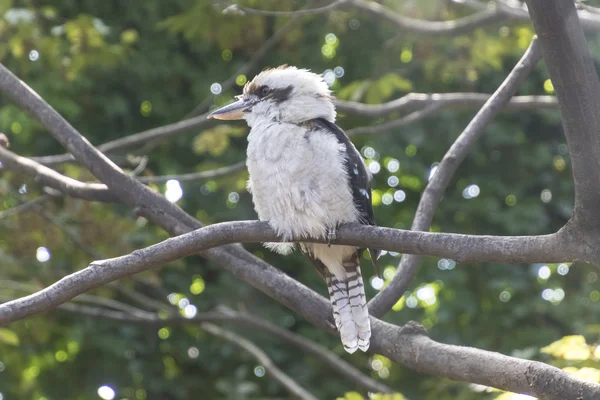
[314,118,381,277]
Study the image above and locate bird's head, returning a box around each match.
[207,65,336,126]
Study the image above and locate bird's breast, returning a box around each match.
[246,122,359,240]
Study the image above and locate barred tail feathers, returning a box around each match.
[326,263,371,353]
[344,262,370,352]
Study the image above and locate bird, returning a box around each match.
[208,65,379,353]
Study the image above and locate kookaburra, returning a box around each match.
[208,65,379,353]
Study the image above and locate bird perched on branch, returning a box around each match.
[208,65,379,353]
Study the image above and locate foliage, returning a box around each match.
[1,0,600,399]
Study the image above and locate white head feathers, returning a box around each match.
[243,65,336,126]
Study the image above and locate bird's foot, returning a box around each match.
[326,227,337,247]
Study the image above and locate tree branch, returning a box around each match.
[371,320,600,400]
[227,0,348,17]
[201,323,320,400]
[351,0,507,36]
[346,103,441,136]
[0,194,50,220]
[137,161,246,183]
[335,94,557,117]
[0,219,579,325]
[27,94,558,167]
[56,301,392,394]
[52,300,321,400]
[0,224,595,399]
[368,36,542,317]
[0,147,117,203]
[30,112,213,166]
[525,0,600,232]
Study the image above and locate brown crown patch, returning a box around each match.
[243,65,293,96]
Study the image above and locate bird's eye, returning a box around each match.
[259,86,270,97]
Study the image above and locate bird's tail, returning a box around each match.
[326,261,371,353]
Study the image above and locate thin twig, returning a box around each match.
[55,301,391,393]
[346,103,441,136]
[351,0,506,36]
[30,112,212,166]
[227,0,348,17]
[335,94,557,117]
[0,194,50,220]
[202,323,319,400]
[137,161,246,183]
[368,37,542,317]
[0,147,117,203]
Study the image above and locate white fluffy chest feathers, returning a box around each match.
[245,121,359,239]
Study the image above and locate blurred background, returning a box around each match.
[1,0,600,399]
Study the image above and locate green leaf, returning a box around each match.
[0,328,20,346]
[541,335,591,360]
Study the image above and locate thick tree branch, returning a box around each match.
[370,320,600,400]
[0,225,595,399]
[369,36,542,317]
[525,0,600,232]
[0,31,596,399]
[0,147,117,203]
[0,219,579,325]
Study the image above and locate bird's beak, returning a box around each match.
[207,98,247,120]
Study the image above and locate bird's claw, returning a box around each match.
[327,227,337,247]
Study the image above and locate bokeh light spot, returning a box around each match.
[370,277,384,290]
[386,159,400,172]
[165,180,183,203]
[381,193,393,205]
[36,247,51,262]
[463,184,480,199]
[222,49,232,61]
[235,74,247,86]
[557,263,569,276]
[183,304,197,319]
[28,50,39,61]
[140,100,152,117]
[158,328,170,340]
[541,189,552,203]
[188,347,199,358]
[210,83,222,95]
[505,194,517,206]
[55,350,68,362]
[190,277,205,295]
[405,144,417,157]
[393,190,406,203]
[543,79,554,94]
[538,265,551,280]
[97,385,115,400]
